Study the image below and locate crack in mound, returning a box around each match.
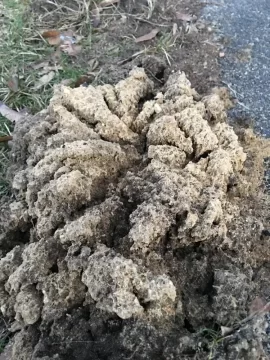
[1,68,270,360]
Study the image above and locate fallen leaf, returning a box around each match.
[42,30,60,38]
[88,59,99,71]
[38,65,63,75]
[47,36,61,46]
[99,0,119,7]
[60,43,82,56]
[61,29,76,37]
[249,297,266,315]
[91,8,101,28]
[42,30,61,46]
[176,12,197,22]
[75,35,84,43]
[60,79,73,86]
[0,102,23,123]
[186,23,198,34]
[220,326,233,337]
[7,75,19,92]
[34,71,55,90]
[74,75,93,88]
[135,28,159,43]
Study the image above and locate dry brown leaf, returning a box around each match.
[99,0,119,8]
[60,42,82,56]
[88,59,99,71]
[60,79,73,86]
[42,30,60,38]
[186,23,198,34]
[0,103,23,123]
[176,12,196,22]
[47,36,61,46]
[61,29,76,37]
[38,65,63,75]
[220,326,233,337]
[34,71,55,90]
[7,75,19,92]
[249,297,266,315]
[135,28,159,43]
[42,30,61,46]
[74,75,94,88]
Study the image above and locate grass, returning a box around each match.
[1,0,49,112]
[0,337,8,354]
[0,0,89,113]
[0,317,10,354]
[0,0,94,197]
[198,327,223,360]
[0,116,12,197]
[0,0,180,197]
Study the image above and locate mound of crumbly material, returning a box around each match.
[82,245,176,320]
[2,68,268,360]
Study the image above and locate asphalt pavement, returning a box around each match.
[203,0,270,137]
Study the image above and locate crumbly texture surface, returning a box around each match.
[1,69,270,360]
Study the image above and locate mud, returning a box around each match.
[1,69,270,359]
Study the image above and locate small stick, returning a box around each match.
[0,135,13,143]
[117,50,145,65]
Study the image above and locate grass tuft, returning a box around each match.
[0,317,10,354]
[0,0,92,197]
[0,116,13,197]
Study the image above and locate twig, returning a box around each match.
[129,14,171,27]
[221,81,244,98]
[117,50,146,65]
[237,100,250,111]
[145,68,163,83]
[162,47,172,66]
[239,301,270,327]
[220,301,270,339]
[0,136,13,143]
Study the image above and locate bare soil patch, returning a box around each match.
[29,0,220,92]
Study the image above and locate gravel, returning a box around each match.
[203,0,270,137]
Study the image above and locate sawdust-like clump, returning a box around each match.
[1,68,270,360]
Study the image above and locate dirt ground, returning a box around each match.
[29,0,220,93]
[1,0,270,359]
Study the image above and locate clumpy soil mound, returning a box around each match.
[1,69,270,359]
